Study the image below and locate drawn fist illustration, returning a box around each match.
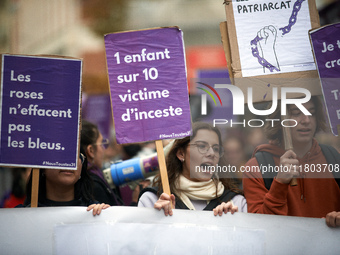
[257,25,280,72]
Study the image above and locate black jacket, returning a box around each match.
[90,173,121,206]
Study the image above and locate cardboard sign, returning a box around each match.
[228,0,317,77]
[0,54,82,169]
[221,0,322,102]
[105,27,191,144]
[309,22,340,136]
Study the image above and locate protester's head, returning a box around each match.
[81,120,108,170]
[223,136,246,167]
[25,148,93,205]
[223,136,246,186]
[264,96,326,146]
[166,122,223,181]
[121,144,142,160]
[153,122,238,195]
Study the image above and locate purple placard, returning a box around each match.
[309,22,340,136]
[105,27,192,144]
[0,54,82,169]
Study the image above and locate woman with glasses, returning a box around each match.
[81,120,121,206]
[21,148,109,215]
[138,122,247,216]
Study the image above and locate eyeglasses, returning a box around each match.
[79,153,86,164]
[92,138,110,149]
[189,141,224,158]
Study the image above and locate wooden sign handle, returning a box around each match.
[31,168,40,207]
[155,140,172,206]
[282,127,298,186]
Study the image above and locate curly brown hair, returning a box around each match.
[152,122,241,199]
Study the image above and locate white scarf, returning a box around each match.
[176,175,225,210]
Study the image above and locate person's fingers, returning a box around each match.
[154,201,163,210]
[87,204,95,211]
[159,192,171,201]
[97,203,105,215]
[213,202,237,216]
[281,157,299,166]
[213,202,239,216]
[326,211,340,228]
[213,208,218,216]
[154,199,173,216]
[154,194,169,209]
[87,203,109,216]
[282,150,297,159]
[170,194,176,209]
[292,165,300,178]
[278,150,301,183]
[215,203,225,216]
[335,213,340,227]
[94,204,102,216]
[218,205,224,216]
[222,202,232,214]
[326,211,336,227]
[163,202,171,216]
[92,205,98,216]
[164,203,169,216]
[213,204,221,216]
[215,206,223,216]
[223,202,239,214]
[168,203,173,216]
[231,205,238,214]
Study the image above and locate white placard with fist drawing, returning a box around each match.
[232,0,316,77]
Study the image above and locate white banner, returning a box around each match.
[0,206,339,254]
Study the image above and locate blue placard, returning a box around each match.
[0,54,82,169]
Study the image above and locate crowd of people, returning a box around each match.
[1,95,340,227]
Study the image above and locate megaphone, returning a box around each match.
[103,140,174,188]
